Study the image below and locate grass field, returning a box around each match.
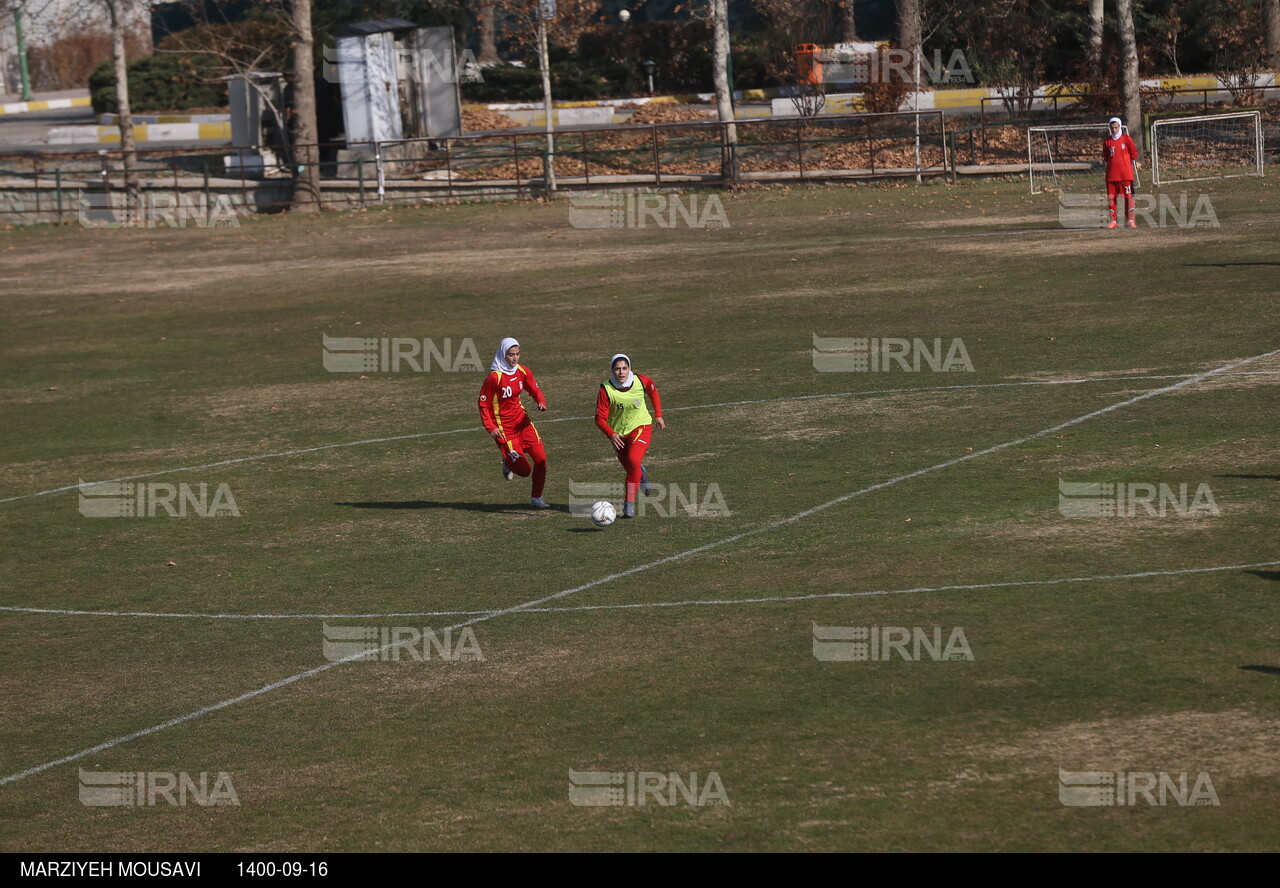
[1,176,1278,852]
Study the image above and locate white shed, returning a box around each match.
[332,18,461,148]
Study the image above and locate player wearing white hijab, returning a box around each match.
[595,353,665,518]
[478,337,551,508]
[1103,116,1140,228]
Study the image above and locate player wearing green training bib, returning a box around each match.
[594,353,665,519]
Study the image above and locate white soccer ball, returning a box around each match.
[590,501,616,527]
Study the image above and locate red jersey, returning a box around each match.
[478,365,546,442]
[595,374,662,436]
[1103,134,1139,183]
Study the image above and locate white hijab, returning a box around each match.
[491,337,520,374]
[609,353,633,389]
[1108,117,1123,141]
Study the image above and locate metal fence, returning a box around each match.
[976,84,1280,157]
[0,110,949,226]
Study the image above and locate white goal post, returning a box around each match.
[1028,123,1139,194]
[1150,111,1265,185]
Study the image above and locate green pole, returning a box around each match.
[15,6,32,103]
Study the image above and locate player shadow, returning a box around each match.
[1216,473,1280,481]
[1244,570,1280,582]
[336,500,571,514]
[1239,665,1280,676]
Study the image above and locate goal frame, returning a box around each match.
[1028,123,1137,194]
[1150,111,1264,186]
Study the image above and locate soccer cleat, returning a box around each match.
[502,462,514,482]
[1106,221,1118,229]
[640,465,651,496]
[530,497,550,509]
[1127,220,1138,228]
[622,502,636,519]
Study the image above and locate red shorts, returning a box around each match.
[494,417,542,459]
[1107,181,1134,200]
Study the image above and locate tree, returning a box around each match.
[477,1,499,63]
[1087,0,1104,78]
[896,0,921,84]
[710,0,738,181]
[1208,0,1269,104]
[840,0,858,42]
[1151,1,1187,77]
[153,4,292,151]
[289,0,321,212]
[1264,0,1280,67]
[95,0,142,201]
[489,0,602,50]
[155,7,293,76]
[1117,0,1141,153]
[754,0,837,115]
[953,2,1061,115]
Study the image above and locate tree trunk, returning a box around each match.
[537,16,556,192]
[711,0,737,182]
[1117,0,1142,154]
[841,0,858,43]
[478,1,499,64]
[1264,0,1280,68]
[1087,0,1105,79]
[106,0,140,203]
[290,0,321,213]
[895,0,921,86]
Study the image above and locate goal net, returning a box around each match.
[1028,123,1138,194]
[1150,111,1264,185]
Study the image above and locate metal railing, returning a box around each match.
[977,84,1280,156]
[0,110,951,226]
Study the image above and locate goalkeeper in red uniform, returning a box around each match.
[1103,116,1141,229]
[478,337,550,509]
[595,354,664,519]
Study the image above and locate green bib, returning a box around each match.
[604,378,652,436]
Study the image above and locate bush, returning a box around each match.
[89,54,227,114]
[859,50,913,114]
[728,30,793,91]
[461,58,635,103]
[463,21,720,103]
[28,25,149,93]
[462,65,542,102]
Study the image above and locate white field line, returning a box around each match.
[1,347,1275,789]
[2,559,1275,621]
[4,369,1278,506]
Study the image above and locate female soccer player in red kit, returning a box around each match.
[479,337,551,509]
[1103,116,1140,229]
[596,354,664,519]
